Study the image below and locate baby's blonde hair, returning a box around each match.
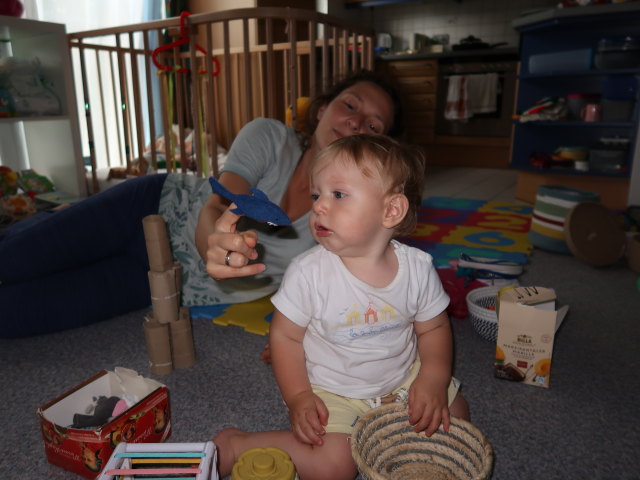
[313,134,425,236]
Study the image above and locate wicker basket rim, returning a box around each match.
[465,285,502,302]
[466,286,500,324]
[351,403,494,480]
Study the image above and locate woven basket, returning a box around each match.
[351,403,493,480]
[466,286,501,342]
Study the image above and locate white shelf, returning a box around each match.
[0,15,86,197]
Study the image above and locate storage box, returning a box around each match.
[594,36,640,70]
[494,287,569,388]
[528,49,592,74]
[589,147,627,173]
[37,368,171,479]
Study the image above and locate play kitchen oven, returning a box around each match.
[435,56,518,138]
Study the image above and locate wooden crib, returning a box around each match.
[68,7,375,193]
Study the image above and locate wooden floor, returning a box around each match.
[423,166,519,203]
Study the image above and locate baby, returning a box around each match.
[215,134,469,480]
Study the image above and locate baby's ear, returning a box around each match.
[382,193,409,229]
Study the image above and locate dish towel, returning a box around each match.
[467,73,499,115]
[444,75,470,120]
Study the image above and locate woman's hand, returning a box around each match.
[204,204,266,280]
[286,390,328,446]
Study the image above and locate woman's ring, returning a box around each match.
[225,250,233,266]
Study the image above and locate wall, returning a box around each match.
[368,0,557,51]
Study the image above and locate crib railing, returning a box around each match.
[68,7,375,193]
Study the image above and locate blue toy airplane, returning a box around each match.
[209,177,291,226]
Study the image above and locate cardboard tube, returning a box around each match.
[143,215,174,272]
[143,313,173,375]
[148,270,179,324]
[169,306,197,368]
[172,261,183,304]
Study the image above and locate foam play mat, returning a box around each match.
[399,197,533,267]
[192,197,533,335]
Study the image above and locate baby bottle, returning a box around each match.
[231,447,297,480]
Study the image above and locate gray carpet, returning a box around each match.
[1,248,639,479]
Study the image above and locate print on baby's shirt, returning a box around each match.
[333,301,403,342]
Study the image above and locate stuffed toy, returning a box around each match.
[209,176,291,226]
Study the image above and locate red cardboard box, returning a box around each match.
[37,368,171,479]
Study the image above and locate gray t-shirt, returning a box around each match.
[159,118,316,306]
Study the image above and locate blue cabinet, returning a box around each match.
[511,4,640,207]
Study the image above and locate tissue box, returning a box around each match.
[37,368,171,479]
[494,287,569,388]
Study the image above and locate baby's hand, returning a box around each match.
[408,377,451,437]
[287,391,328,446]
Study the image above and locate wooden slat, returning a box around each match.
[156,30,173,175]
[108,48,124,167]
[288,17,297,130]
[172,32,187,173]
[322,26,329,92]
[142,29,158,171]
[115,34,134,171]
[94,49,110,167]
[222,20,233,149]
[128,31,145,168]
[188,19,203,177]
[265,17,275,119]
[75,39,99,194]
[242,17,252,125]
[204,21,219,177]
[308,20,317,99]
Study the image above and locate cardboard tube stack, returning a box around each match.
[142,215,197,374]
[143,311,173,375]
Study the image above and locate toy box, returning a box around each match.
[494,287,569,388]
[37,367,171,479]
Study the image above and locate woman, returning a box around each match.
[0,70,404,338]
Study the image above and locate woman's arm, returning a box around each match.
[408,311,453,436]
[195,171,265,280]
[270,310,329,446]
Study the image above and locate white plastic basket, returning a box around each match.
[466,286,501,342]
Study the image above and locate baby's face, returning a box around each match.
[309,153,388,257]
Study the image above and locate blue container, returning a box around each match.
[528,49,593,74]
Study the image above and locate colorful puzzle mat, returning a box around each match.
[399,196,533,268]
[192,197,533,335]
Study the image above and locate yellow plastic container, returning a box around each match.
[231,447,296,480]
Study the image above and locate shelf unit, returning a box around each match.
[0,15,85,197]
[511,5,640,209]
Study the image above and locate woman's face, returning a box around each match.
[313,81,395,151]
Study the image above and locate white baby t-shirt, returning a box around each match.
[271,240,450,399]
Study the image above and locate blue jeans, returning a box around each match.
[0,174,167,338]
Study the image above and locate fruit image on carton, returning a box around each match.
[494,286,569,388]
